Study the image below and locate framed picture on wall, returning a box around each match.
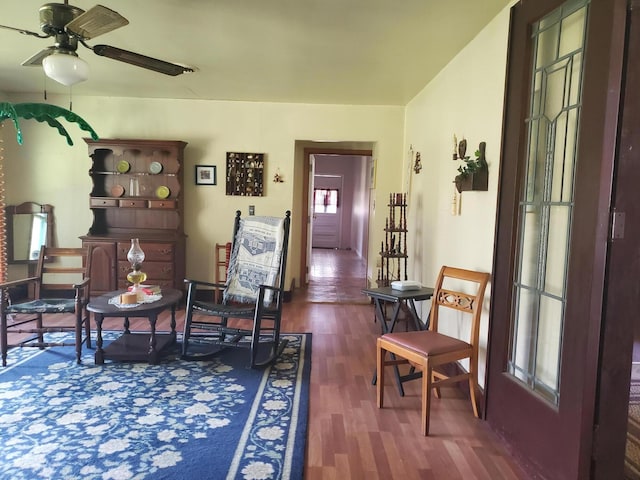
[195,165,217,185]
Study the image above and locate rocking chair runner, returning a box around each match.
[182,210,291,367]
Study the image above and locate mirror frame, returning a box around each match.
[5,202,54,264]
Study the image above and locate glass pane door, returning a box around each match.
[508,0,589,404]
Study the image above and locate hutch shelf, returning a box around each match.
[81,138,187,296]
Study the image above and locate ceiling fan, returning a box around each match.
[0,2,194,86]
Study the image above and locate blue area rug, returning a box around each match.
[0,332,311,480]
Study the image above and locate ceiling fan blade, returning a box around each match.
[92,45,193,76]
[0,24,47,38]
[65,5,129,40]
[21,47,57,66]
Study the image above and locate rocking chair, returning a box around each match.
[182,210,291,367]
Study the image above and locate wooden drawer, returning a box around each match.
[118,199,147,208]
[117,242,174,262]
[148,199,176,209]
[90,198,118,207]
[118,261,174,280]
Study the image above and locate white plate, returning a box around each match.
[149,161,163,174]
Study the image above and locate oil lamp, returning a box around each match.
[126,238,147,300]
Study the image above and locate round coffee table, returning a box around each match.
[88,288,182,364]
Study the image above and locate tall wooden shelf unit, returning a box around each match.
[80,138,187,296]
[377,193,408,287]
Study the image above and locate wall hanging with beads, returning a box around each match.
[225,152,265,196]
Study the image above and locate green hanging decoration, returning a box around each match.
[0,102,99,146]
[0,102,98,282]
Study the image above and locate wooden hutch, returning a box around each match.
[81,138,187,296]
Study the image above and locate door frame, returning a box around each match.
[591,1,640,476]
[485,0,627,477]
[300,147,372,286]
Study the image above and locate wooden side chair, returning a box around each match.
[182,210,291,368]
[376,266,490,435]
[0,246,93,366]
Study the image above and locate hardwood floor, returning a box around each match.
[3,249,530,479]
[304,248,370,304]
[287,299,528,479]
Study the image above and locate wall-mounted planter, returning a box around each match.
[455,166,488,193]
[453,141,488,193]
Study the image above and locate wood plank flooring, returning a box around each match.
[3,249,531,479]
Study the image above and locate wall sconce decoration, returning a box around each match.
[413,151,422,174]
[452,134,470,161]
[454,141,489,193]
[273,168,284,183]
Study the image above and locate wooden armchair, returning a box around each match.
[376,266,490,435]
[182,210,291,368]
[0,246,93,366]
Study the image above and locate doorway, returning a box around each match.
[299,147,373,302]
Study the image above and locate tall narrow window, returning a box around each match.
[508,0,589,404]
[313,188,339,214]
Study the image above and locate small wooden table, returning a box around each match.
[88,288,182,365]
[362,285,434,396]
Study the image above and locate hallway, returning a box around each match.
[297,248,370,304]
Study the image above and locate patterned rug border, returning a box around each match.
[627,379,640,479]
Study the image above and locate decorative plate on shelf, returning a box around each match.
[116,160,130,173]
[110,184,125,197]
[149,161,163,174]
[155,185,170,199]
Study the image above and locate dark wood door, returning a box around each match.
[486,0,627,478]
[591,2,640,477]
[82,239,117,295]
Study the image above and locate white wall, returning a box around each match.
[351,157,370,258]
[1,95,404,288]
[403,4,512,387]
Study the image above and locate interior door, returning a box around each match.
[486,0,626,478]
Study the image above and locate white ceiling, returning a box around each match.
[0,0,512,106]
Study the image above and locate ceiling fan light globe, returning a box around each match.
[42,52,89,86]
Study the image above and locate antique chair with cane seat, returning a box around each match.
[377,265,490,435]
[182,210,291,368]
[0,246,93,366]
